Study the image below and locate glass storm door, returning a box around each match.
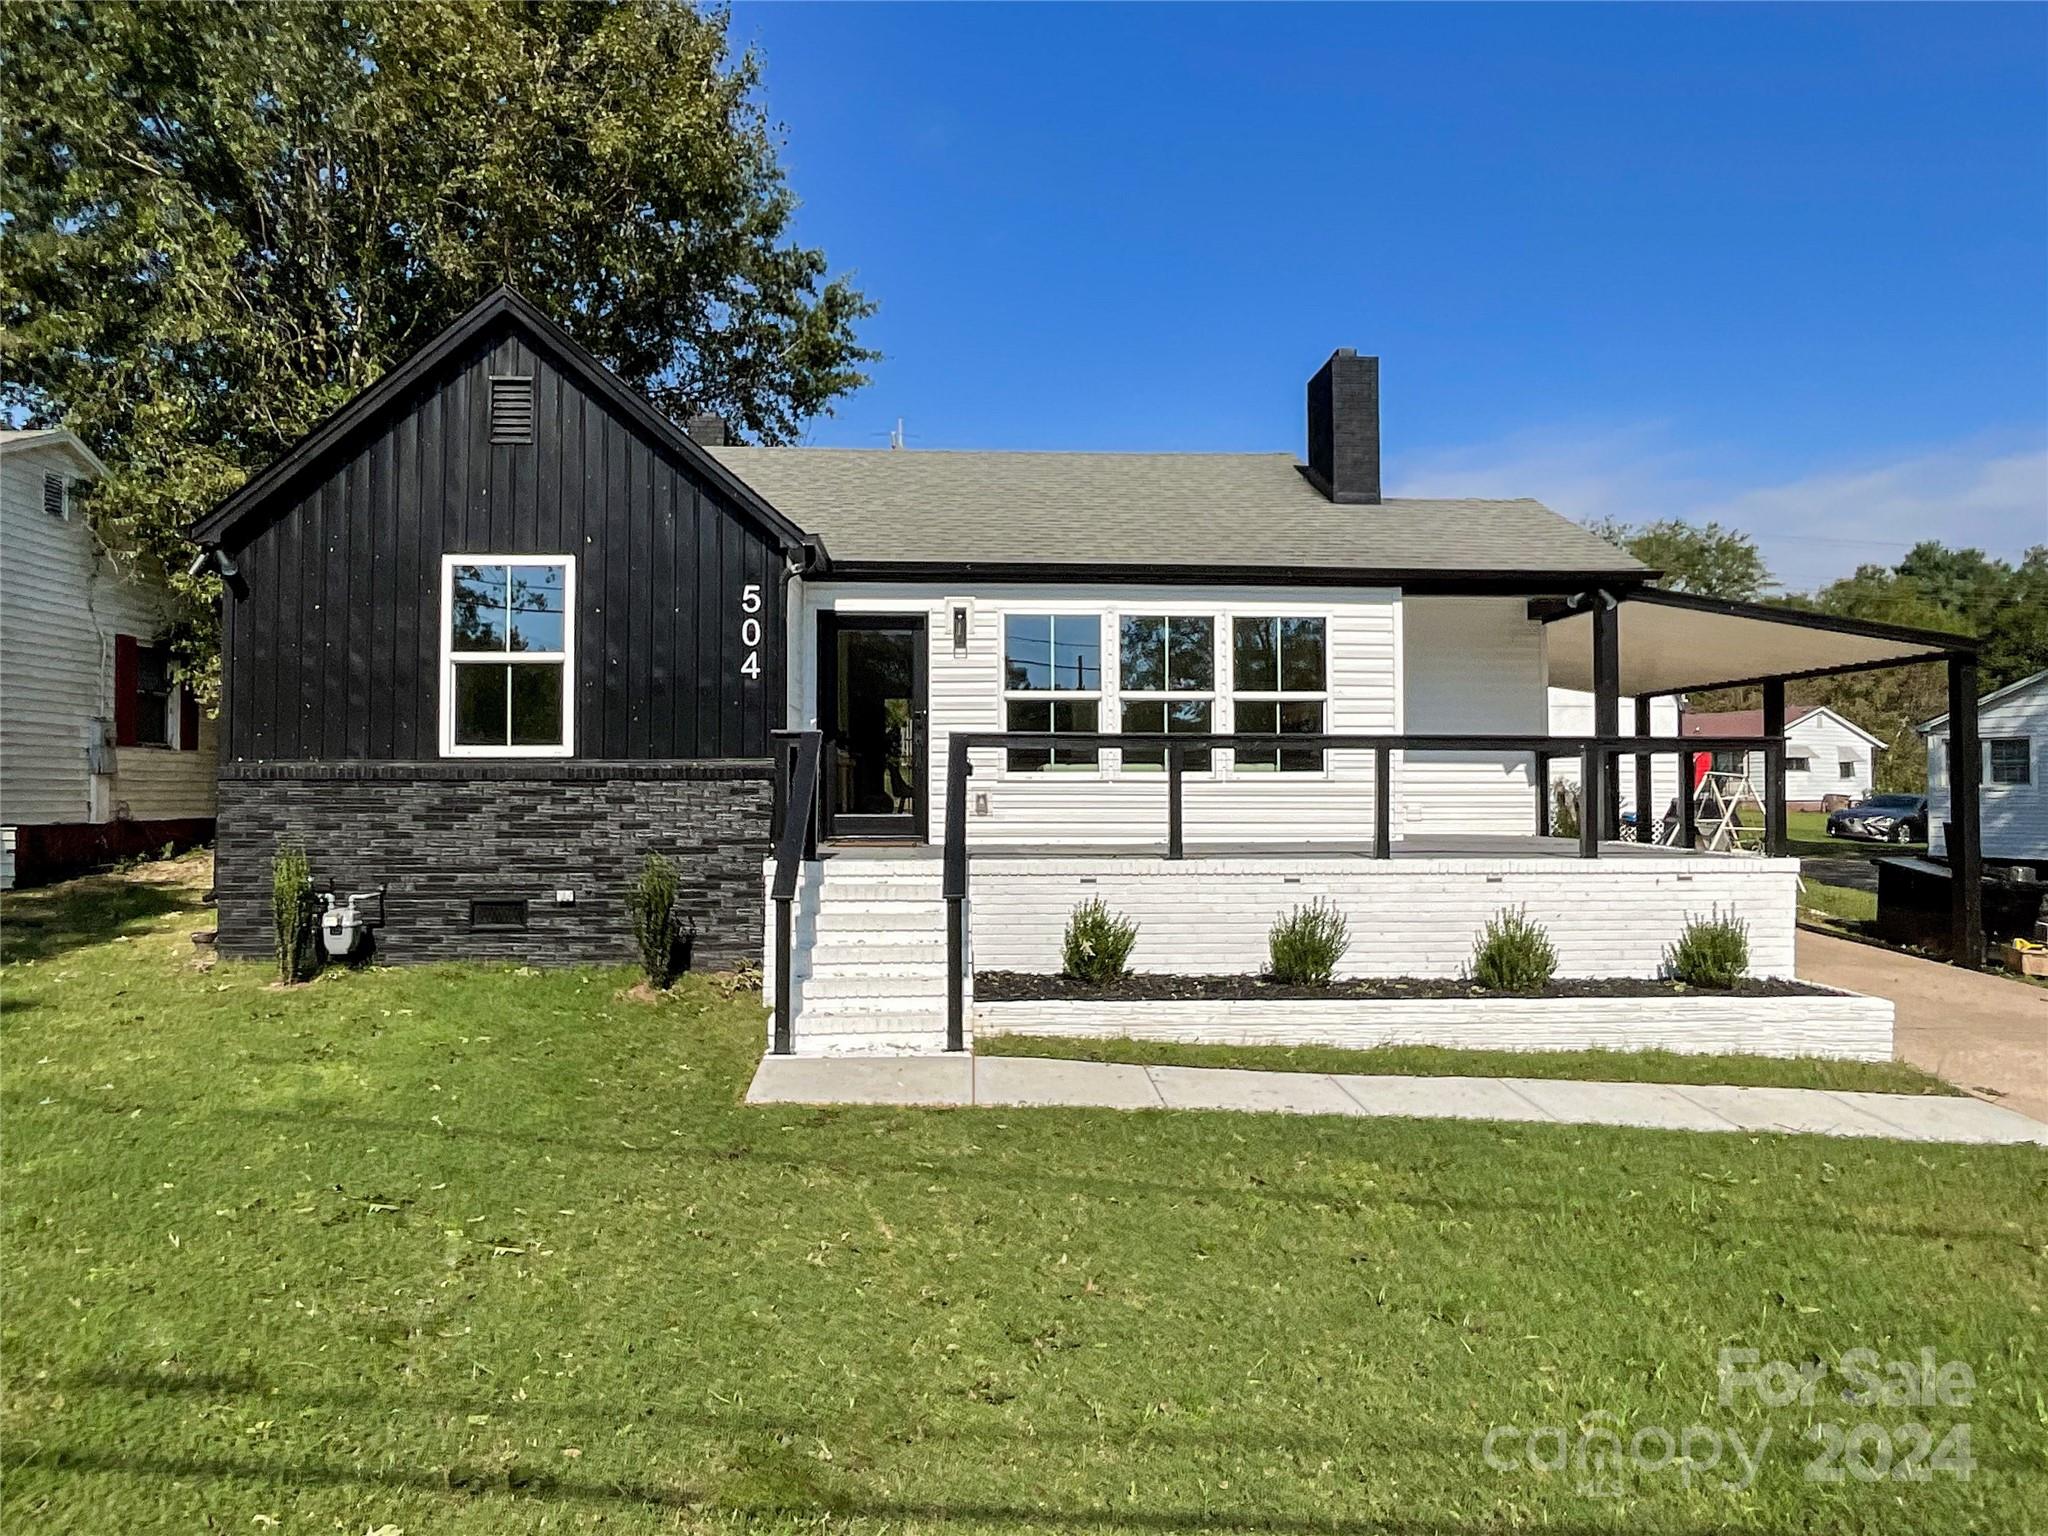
[820,614,927,840]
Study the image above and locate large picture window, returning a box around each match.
[1232,616,1326,772]
[1120,614,1214,771]
[1003,613,1101,771]
[441,556,574,756]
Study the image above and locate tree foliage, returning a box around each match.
[2,0,876,691]
[1588,518,1771,602]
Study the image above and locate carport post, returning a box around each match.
[1761,680,1788,857]
[1947,654,1983,965]
[1633,696,1654,843]
[1591,594,1621,841]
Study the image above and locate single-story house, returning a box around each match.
[187,289,1992,1052]
[1920,668,2045,866]
[1,429,218,888]
[1680,704,1886,813]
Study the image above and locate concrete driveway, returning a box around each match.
[1798,929,2048,1123]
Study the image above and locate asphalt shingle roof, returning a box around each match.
[704,447,1646,575]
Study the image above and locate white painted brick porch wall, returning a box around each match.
[968,855,1800,980]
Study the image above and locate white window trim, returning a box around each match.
[998,610,1104,776]
[1987,737,2033,787]
[438,554,576,758]
[1113,611,1219,778]
[1228,612,1333,778]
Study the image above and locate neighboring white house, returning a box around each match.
[1920,668,2046,865]
[0,429,217,887]
[1546,689,1682,826]
[1680,704,1885,813]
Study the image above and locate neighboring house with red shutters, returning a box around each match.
[0,429,216,887]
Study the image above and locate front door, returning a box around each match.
[819,613,927,840]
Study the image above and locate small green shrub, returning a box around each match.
[271,839,319,985]
[626,852,682,987]
[1062,899,1139,984]
[1266,899,1351,986]
[1667,908,1750,988]
[1471,905,1558,993]
[1550,782,1580,839]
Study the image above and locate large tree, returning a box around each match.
[1587,517,1772,602]
[1,0,875,690]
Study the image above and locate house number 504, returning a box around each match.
[739,583,763,679]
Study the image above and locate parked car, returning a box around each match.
[1826,793,1928,844]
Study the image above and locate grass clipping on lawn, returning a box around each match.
[0,851,2037,1534]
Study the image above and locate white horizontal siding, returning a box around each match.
[1927,680,2047,860]
[1400,597,1547,835]
[1,440,216,827]
[797,582,1398,847]
[1547,689,1682,822]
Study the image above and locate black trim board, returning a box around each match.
[191,286,813,556]
[1529,586,1979,652]
[821,560,1659,595]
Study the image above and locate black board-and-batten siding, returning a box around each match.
[206,299,794,969]
[217,330,786,764]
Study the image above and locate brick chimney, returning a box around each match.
[1304,350,1380,505]
[685,413,728,448]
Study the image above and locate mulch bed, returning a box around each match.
[975,970,1829,1002]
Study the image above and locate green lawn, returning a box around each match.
[1799,878,1880,929]
[4,856,2044,1533]
[978,1033,1959,1096]
[1753,809,1925,862]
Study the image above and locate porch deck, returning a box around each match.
[820,834,1732,862]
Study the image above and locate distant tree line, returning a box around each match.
[1592,520,2048,791]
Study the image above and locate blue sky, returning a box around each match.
[729,1,2047,592]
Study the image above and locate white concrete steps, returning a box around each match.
[775,857,954,1051]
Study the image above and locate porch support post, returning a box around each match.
[1947,653,1983,965]
[1679,745,1698,851]
[1591,594,1621,842]
[1373,746,1391,858]
[1533,751,1551,837]
[1167,744,1185,859]
[1578,744,1601,859]
[943,735,971,1053]
[1633,695,1654,843]
[1762,680,1788,857]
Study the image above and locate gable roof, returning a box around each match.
[0,428,108,478]
[702,445,1648,583]
[1682,703,1886,750]
[189,287,810,554]
[1917,667,2048,734]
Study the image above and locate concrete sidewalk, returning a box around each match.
[747,1053,2048,1146]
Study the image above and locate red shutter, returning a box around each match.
[113,634,139,746]
[179,684,200,751]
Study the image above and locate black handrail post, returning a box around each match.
[767,730,823,1057]
[943,733,971,1053]
[1166,744,1185,859]
[1373,746,1391,858]
[1761,680,1788,857]
[1532,751,1550,837]
[1579,744,1602,859]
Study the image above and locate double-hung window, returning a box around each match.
[1232,616,1327,772]
[134,643,174,747]
[442,556,575,756]
[1119,615,1215,771]
[1989,738,2032,785]
[1003,613,1101,771]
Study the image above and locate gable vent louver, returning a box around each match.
[43,472,67,517]
[489,375,535,445]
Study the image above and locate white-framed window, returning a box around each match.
[1989,738,2032,785]
[1786,755,1811,774]
[1231,615,1327,772]
[440,555,575,756]
[1118,614,1215,772]
[1839,760,1856,780]
[134,641,174,747]
[1002,612,1101,772]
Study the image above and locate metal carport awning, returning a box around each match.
[1538,584,1986,967]
[1543,587,1970,696]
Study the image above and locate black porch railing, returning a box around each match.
[768,728,1781,1055]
